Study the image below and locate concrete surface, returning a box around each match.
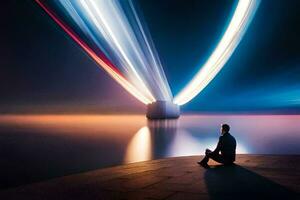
[0,155,299,200]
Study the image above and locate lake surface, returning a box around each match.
[0,114,299,189]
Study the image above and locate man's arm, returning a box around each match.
[211,136,223,155]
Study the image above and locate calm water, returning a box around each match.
[0,114,300,188]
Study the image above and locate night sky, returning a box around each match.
[0,0,299,114]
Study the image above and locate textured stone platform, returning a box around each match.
[1,155,299,200]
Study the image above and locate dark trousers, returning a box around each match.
[201,149,233,165]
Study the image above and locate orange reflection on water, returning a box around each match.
[0,114,299,167]
[0,114,146,136]
[124,126,152,163]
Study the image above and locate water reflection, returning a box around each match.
[0,114,299,188]
[124,126,152,163]
[124,118,249,163]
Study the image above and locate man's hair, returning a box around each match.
[222,124,230,132]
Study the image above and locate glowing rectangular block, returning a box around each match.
[146,101,180,119]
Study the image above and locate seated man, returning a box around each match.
[198,124,236,168]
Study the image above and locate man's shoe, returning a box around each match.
[197,161,210,169]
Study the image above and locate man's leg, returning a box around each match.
[209,154,234,165]
[200,155,209,164]
[208,153,225,164]
[197,149,212,168]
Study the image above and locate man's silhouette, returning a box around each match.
[198,124,236,168]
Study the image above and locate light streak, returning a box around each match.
[79,0,155,102]
[35,0,152,104]
[36,0,173,104]
[36,0,260,108]
[127,0,173,100]
[174,0,260,105]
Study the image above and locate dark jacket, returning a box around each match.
[213,132,236,162]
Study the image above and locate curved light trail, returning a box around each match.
[174,0,260,105]
[36,0,153,104]
[79,0,155,102]
[36,0,260,107]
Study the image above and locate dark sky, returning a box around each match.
[0,0,299,114]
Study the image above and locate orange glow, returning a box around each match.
[124,126,152,163]
[0,114,145,137]
[1,114,299,165]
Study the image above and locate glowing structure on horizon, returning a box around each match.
[36,0,260,119]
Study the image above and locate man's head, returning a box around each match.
[221,124,230,135]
